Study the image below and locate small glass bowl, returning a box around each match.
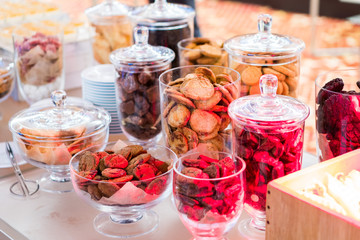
[70,141,177,238]
[173,151,246,240]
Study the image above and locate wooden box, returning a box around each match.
[266,149,360,240]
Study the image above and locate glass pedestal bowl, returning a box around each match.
[9,90,110,193]
[173,151,246,240]
[70,141,177,238]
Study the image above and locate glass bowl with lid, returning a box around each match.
[228,74,309,238]
[110,26,174,144]
[85,0,132,64]
[9,90,111,193]
[224,13,305,98]
[130,0,195,67]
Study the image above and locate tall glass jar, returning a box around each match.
[85,0,132,64]
[130,0,195,68]
[228,74,309,237]
[316,69,360,162]
[224,14,305,98]
[13,26,64,104]
[110,26,175,144]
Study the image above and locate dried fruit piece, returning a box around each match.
[104,154,128,169]
[189,109,220,135]
[180,127,199,150]
[98,181,120,198]
[194,91,222,110]
[134,163,156,180]
[180,75,215,100]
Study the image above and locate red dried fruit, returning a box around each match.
[178,194,199,207]
[133,163,156,180]
[201,197,223,208]
[199,154,219,163]
[104,154,129,169]
[78,170,97,181]
[316,78,344,105]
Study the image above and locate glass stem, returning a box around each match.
[49,170,71,182]
[110,212,143,224]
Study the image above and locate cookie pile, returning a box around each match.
[75,144,170,200]
[231,53,299,97]
[179,38,228,67]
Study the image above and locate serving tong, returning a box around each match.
[6,142,39,197]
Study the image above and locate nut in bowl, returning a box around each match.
[159,65,241,156]
[70,140,177,238]
[173,151,246,240]
[9,90,110,193]
[178,37,228,67]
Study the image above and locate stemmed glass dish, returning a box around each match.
[70,141,177,238]
[9,90,110,193]
[315,69,360,161]
[228,74,309,239]
[0,55,15,120]
[173,151,246,240]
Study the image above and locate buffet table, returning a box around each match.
[0,87,318,240]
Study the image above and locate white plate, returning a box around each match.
[0,142,27,168]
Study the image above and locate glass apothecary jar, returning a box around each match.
[110,26,175,144]
[130,0,195,68]
[224,14,305,98]
[228,74,309,237]
[85,0,132,64]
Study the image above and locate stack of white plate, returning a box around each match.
[81,64,121,134]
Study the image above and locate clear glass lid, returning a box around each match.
[224,14,305,58]
[85,0,130,22]
[9,90,111,140]
[130,0,195,26]
[228,74,309,125]
[109,26,175,68]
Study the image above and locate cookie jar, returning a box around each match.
[159,65,241,157]
[228,74,309,234]
[224,14,305,97]
[130,0,195,68]
[85,0,132,64]
[110,26,175,144]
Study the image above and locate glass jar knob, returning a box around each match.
[134,26,149,47]
[51,90,67,107]
[258,13,272,34]
[260,74,278,98]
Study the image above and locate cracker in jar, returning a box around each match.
[262,67,286,81]
[272,65,296,78]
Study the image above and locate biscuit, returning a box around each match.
[241,67,262,86]
[262,67,286,81]
[272,65,296,78]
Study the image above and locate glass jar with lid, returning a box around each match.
[110,26,175,144]
[9,90,111,193]
[228,74,309,236]
[130,0,195,67]
[224,14,305,98]
[85,0,132,64]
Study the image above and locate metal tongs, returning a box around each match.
[6,142,39,197]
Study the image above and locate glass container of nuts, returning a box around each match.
[110,26,175,144]
[228,74,309,237]
[85,0,132,64]
[130,0,195,68]
[224,13,305,98]
[178,37,228,67]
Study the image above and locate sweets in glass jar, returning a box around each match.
[159,66,240,156]
[316,69,360,161]
[229,74,309,232]
[178,38,228,67]
[224,13,304,97]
